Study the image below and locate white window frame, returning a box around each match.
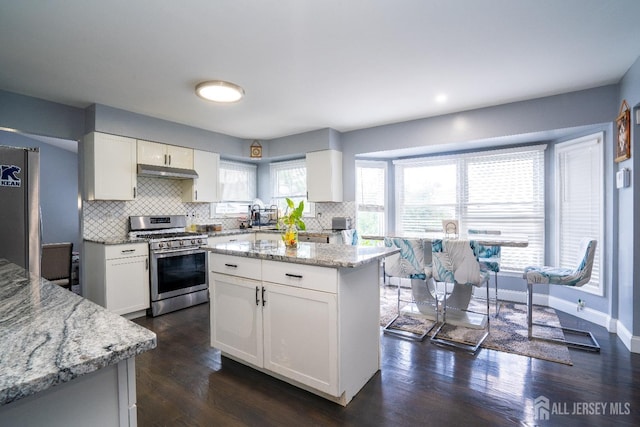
[211,160,257,216]
[393,145,546,273]
[355,160,388,237]
[554,133,604,295]
[270,158,314,216]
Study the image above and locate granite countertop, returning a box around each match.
[204,239,399,268]
[0,259,157,406]
[84,229,341,245]
[207,228,341,238]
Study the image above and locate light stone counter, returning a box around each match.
[204,239,399,268]
[0,258,156,406]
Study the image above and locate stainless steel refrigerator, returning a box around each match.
[0,145,41,276]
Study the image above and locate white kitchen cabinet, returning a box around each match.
[137,139,193,169]
[211,272,263,367]
[306,149,343,202]
[84,242,150,319]
[210,255,351,401]
[182,150,219,202]
[83,132,137,201]
[262,282,338,395]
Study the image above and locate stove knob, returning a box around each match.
[166,241,171,248]
[179,240,184,246]
[191,239,196,244]
[158,242,164,248]
[197,239,202,244]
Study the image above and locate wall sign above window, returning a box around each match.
[250,140,262,159]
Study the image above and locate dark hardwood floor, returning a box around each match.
[133,301,640,426]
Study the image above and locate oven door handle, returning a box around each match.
[152,247,206,256]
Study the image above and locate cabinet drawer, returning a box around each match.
[262,260,337,293]
[211,254,262,280]
[105,243,148,260]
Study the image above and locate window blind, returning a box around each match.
[270,159,311,214]
[356,160,387,236]
[555,134,602,293]
[219,160,256,201]
[394,145,546,272]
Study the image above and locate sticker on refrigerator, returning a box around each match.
[1,164,22,187]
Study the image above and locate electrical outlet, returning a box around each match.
[577,299,585,311]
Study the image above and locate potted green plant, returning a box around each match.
[279,198,306,248]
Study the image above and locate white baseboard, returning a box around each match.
[547,295,615,332]
[615,320,640,353]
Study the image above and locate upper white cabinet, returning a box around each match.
[182,150,220,203]
[83,132,137,201]
[306,149,343,202]
[137,139,193,169]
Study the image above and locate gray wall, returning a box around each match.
[0,131,80,250]
[618,55,640,335]
[0,90,85,141]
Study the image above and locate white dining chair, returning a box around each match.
[523,238,600,352]
[468,229,502,315]
[430,238,491,354]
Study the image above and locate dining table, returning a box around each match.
[366,232,529,329]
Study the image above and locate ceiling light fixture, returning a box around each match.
[195,80,244,103]
[435,94,448,103]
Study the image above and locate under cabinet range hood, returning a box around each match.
[137,163,199,180]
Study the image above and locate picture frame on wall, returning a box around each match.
[615,100,631,163]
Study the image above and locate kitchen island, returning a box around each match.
[0,259,156,426]
[205,240,399,406]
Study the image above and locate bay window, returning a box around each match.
[394,145,546,272]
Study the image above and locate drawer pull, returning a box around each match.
[255,286,260,306]
[121,249,136,254]
[285,273,303,279]
[224,263,238,268]
[261,286,266,306]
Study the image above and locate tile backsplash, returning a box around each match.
[83,177,209,240]
[83,177,357,240]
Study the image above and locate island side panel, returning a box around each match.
[338,261,381,404]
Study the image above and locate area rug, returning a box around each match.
[380,286,573,365]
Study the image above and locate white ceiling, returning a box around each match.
[1,0,639,141]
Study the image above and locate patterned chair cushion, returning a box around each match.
[523,239,597,287]
[384,237,427,280]
[469,240,501,273]
[432,239,489,287]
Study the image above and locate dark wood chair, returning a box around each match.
[41,242,73,289]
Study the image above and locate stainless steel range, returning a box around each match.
[129,215,209,317]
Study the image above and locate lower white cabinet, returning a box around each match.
[262,282,337,395]
[210,253,379,405]
[84,242,150,318]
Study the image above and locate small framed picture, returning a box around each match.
[615,100,631,163]
[442,219,459,237]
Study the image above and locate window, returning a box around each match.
[270,159,312,215]
[212,160,257,215]
[555,133,603,294]
[394,145,546,272]
[356,160,387,237]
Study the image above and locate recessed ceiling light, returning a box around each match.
[195,80,244,103]
[435,94,447,103]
